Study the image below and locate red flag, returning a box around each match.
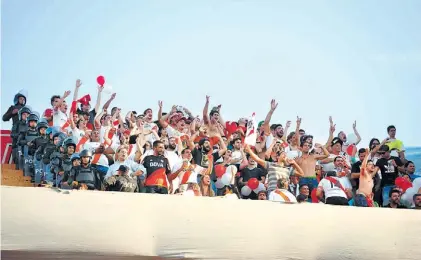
[78,94,91,106]
[70,101,78,114]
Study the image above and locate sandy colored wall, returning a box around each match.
[1,187,420,260]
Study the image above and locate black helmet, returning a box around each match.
[53,132,67,146]
[79,149,92,158]
[18,106,32,121]
[14,93,26,105]
[36,122,49,132]
[63,137,76,148]
[26,113,39,125]
[70,153,80,162]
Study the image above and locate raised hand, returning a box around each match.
[63,90,71,99]
[158,100,163,108]
[329,116,333,126]
[314,143,322,149]
[353,120,357,130]
[330,124,336,134]
[296,116,302,125]
[111,93,116,100]
[76,79,82,88]
[285,120,291,128]
[206,95,210,103]
[270,99,278,111]
[97,85,103,92]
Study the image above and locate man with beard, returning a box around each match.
[238,154,266,200]
[67,149,102,190]
[385,189,407,208]
[3,91,27,166]
[189,135,227,182]
[413,194,421,209]
[143,140,172,194]
[51,91,71,128]
[142,107,159,144]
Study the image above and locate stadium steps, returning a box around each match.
[1,164,34,187]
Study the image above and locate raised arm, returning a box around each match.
[203,95,210,124]
[281,120,291,143]
[295,117,302,145]
[352,121,362,145]
[216,135,227,157]
[262,99,278,135]
[245,144,267,169]
[102,93,116,111]
[55,90,71,110]
[361,148,370,175]
[287,159,304,177]
[370,138,389,156]
[72,79,82,101]
[94,86,103,113]
[325,116,335,147]
[313,143,329,160]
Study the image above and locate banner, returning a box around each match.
[244,113,257,146]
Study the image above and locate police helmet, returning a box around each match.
[14,93,26,105]
[26,113,39,125]
[36,122,49,132]
[63,137,77,148]
[53,132,67,146]
[79,149,92,158]
[70,153,81,162]
[18,106,32,121]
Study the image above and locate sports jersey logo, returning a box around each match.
[150,161,164,168]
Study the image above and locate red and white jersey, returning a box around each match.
[83,142,110,167]
[269,189,297,203]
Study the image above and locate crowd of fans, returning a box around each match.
[3,80,421,209]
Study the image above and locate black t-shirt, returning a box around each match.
[376,156,403,187]
[386,204,407,209]
[351,161,362,190]
[240,167,265,183]
[192,149,221,181]
[142,155,171,179]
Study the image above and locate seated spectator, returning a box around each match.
[413,194,421,210]
[405,161,419,181]
[268,178,297,203]
[385,189,407,209]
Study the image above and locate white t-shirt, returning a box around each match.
[318,177,347,199]
[105,159,146,179]
[83,142,110,167]
[320,153,351,172]
[143,122,158,144]
[53,110,68,128]
[269,189,297,203]
[69,128,85,143]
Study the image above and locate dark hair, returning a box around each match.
[181,148,191,154]
[369,138,380,149]
[334,156,343,163]
[299,129,305,133]
[358,148,366,154]
[111,107,118,115]
[231,137,242,145]
[50,95,60,106]
[413,193,421,201]
[287,132,295,143]
[405,161,414,167]
[209,110,219,117]
[389,189,400,198]
[143,108,152,115]
[387,125,396,133]
[297,194,307,203]
[153,140,164,148]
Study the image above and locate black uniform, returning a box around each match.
[17,125,39,177]
[67,165,102,190]
[104,174,138,192]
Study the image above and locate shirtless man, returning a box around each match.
[354,149,379,207]
[203,96,226,137]
[295,140,329,192]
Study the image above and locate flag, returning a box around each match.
[244,113,257,146]
[77,94,91,106]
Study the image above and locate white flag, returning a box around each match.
[244,113,257,146]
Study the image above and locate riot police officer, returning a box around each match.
[17,113,39,177]
[10,106,31,168]
[2,92,26,165]
[104,165,139,192]
[50,138,76,188]
[67,149,102,190]
[31,123,49,184]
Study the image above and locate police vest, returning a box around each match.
[25,128,39,143]
[42,143,57,164]
[75,166,96,184]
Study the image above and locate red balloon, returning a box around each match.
[395,177,412,192]
[247,178,259,190]
[311,189,319,203]
[346,144,356,156]
[214,164,226,178]
[96,75,105,86]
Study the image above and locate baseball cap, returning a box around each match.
[331,137,343,146]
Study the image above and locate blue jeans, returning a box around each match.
[299,177,319,192]
[354,194,369,207]
[382,185,394,207]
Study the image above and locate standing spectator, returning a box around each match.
[376,145,404,206]
[385,125,405,162]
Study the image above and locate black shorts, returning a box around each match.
[145,185,168,194]
[325,196,349,206]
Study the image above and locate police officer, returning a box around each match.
[39,131,64,186]
[17,113,39,177]
[2,92,26,165]
[31,123,49,184]
[51,138,76,188]
[10,106,31,168]
[104,165,138,192]
[67,149,102,190]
